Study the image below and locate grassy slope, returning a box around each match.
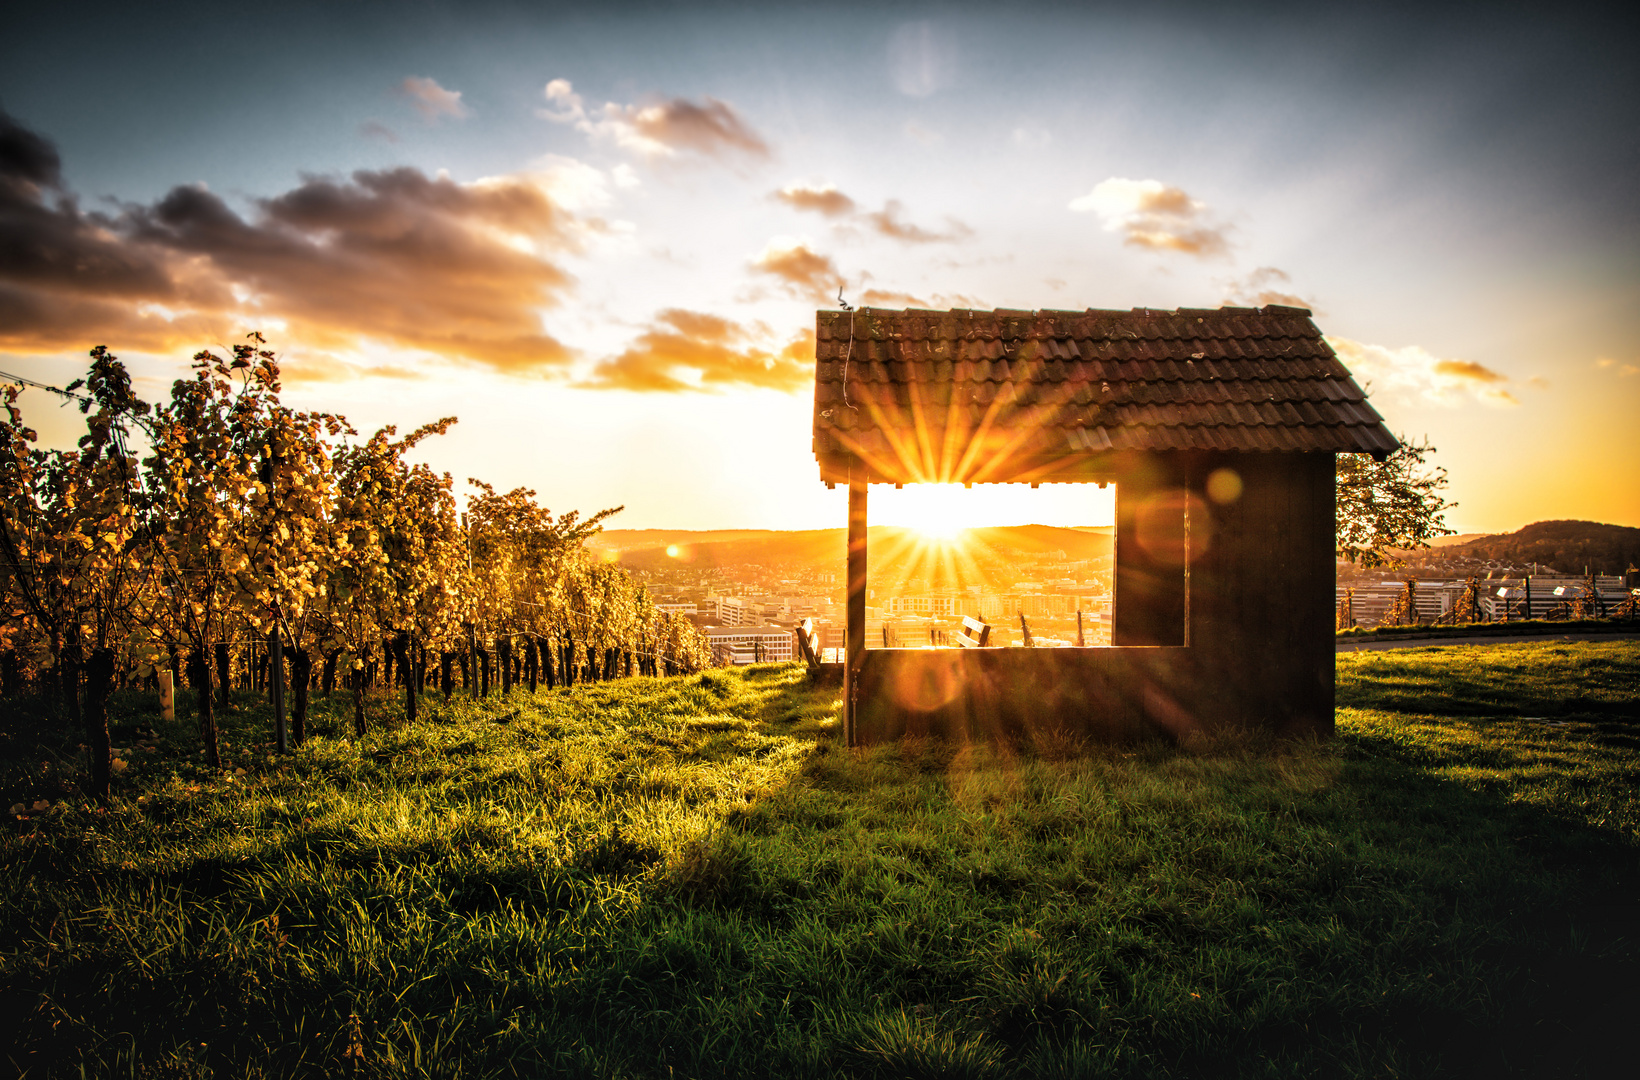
[1,642,1637,1079]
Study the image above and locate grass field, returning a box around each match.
[2,641,1638,1078]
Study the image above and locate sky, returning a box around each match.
[2,0,1637,534]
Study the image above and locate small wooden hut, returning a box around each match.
[811,305,1398,746]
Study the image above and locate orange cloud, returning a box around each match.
[1223,266,1312,310]
[857,288,932,308]
[580,310,812,393]
[1069,177,1230,258]
[862,199,972,244]
[853,287,986,310]
[773,183,856,217]
[542,79,769,160]
[0,110,581,374]
[1432,358,1507,383]
[774,183,971,244]
[1328,336,1520,407]
[750,239,845,301]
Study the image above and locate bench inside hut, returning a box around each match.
[811,305,1397,746]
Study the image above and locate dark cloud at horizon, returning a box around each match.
[0,110,580,375]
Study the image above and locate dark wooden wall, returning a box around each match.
[1183,452,1336,736]
[853,646,1192,745]
[1113,457,1187,647]
[850,451,1337,746]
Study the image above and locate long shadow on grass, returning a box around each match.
[4,651,1639,1079]
[614,736,1637,1078]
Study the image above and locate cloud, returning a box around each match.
[857,288,932,308]
[750,238,845,301]
[1069,177,1230,258]
[854,287,986,310]
[580,310,812,393]
[0,110,583,375]
[0,111,221,352]
[1431,359,1506,383]
[1328,336,1520,407]
[1596,357,1640,376]
[276,352,426,385]
[773,183,856,217]
[1,112,62,189]
[1223,266,1312,309]
[541,79,769,161]
[399,76,471,122]
[862,199,971,244]
[774,184,971,244]
[358,121,400,143]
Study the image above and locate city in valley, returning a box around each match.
[594,519,1640,665]
[588,524,1116,665]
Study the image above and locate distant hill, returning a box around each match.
[586,529,780,558]
[1429,533,1492,548]
[1440,520,1640,574]
[607,524,1113,575]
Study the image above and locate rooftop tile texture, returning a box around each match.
[813,305,1397,484]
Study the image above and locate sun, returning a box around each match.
[918,515,967,542]
[895,484,972,543]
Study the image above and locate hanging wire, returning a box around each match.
[836,288,859,411]
[0,368,91,405]
[1,367,139,495]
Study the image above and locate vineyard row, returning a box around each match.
[1,339,717,796]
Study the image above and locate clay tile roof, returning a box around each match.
[813,305,1398,485]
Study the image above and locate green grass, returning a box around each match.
[2,643,1638,1078]
[1336,616,1637,640]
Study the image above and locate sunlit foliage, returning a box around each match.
[0,340,713,784]
[1335,435,1454,568]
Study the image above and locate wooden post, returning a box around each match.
[158,667,174,721]
[403,632,418,726]
[270,627,286,754]
[845,482,868,748]
[290,648,310,746]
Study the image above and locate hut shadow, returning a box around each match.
[710,665,1640,1079]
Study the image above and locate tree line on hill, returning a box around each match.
[1429,520,1640,576]
[0,341,713,796]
